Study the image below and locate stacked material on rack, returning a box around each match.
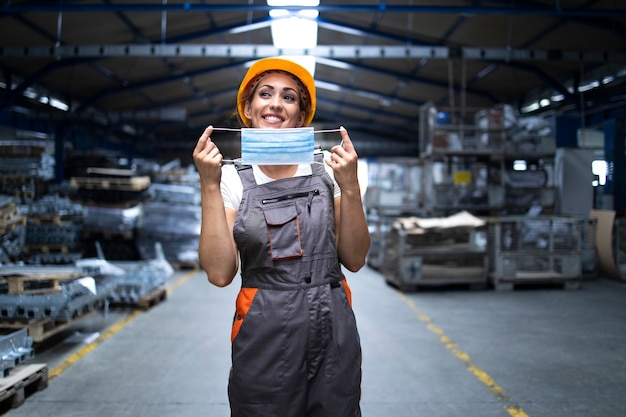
[80,203,143,261]
[70,167,150,205]
[136,183,200,266]
[0,140,55,181]
[380,211,488,291]
[75,242,173,305]
[0,328,34,377]
[82,204,143,235]
[22,195,84,264]
[505,116,556,154]
[0,196,27,264]
[71,167,149,261]
[0,140,54,206]
[0,265,115,322]
[147,183,200,205]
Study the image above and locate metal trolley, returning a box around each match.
[380,217,488,291]
[487,215,585,290]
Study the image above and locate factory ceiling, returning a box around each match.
[0,1,625,161]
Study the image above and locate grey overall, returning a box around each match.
[228,154,362,417]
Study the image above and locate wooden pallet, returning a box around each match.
[0,272,82,295]
[21,244,71,256]
[0,203,19,224]
[0,311,96,344]
[0,364,48,411]
[70,175,150,191]
[110,286,168,310]
[0,216,26,235]
[27,214,82,225]
[170,261,200,271]
[137,286,168,310]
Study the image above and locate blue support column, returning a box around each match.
[604,118,625,215]
[554,116,581,148]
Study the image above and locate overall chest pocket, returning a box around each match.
[263,203,303,260]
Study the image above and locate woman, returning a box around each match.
[192,57,370,417]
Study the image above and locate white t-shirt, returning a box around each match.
[221,153,340,211]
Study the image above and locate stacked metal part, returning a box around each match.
[0,266,115,322]
[0,328,34,377]
[75,242,174,305]
[79,204,143,261]
[82,204,142,235]
[0,195,27,264]
[0,140,55,182]
[136,183,200,265]
[23,194,85,264]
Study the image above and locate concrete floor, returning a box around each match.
[3,265,626,417]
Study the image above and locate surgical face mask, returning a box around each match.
[241,127,314,165]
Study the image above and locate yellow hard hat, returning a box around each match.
[237,57,316,127]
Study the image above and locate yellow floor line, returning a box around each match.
[396,291,530,417]
[48,268,198,380]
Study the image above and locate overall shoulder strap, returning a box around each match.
[235,163,255,189]
[312,151,326,176]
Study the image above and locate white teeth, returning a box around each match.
[264,116,283,122]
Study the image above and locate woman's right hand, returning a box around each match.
[192,126,222,185]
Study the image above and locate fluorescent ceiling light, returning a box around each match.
[268,0,318,49]
[602,75,615,84]
[521,102,540,113]
[270,15,318,49]
[513,160,527,171]
[268,1,319,76]
[23,87,37,99]
[578,81,600,92]
[50,98,69,111]
[269,9,318,18]
[268,0,319,6]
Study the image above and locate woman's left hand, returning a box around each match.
[325,126,360,192]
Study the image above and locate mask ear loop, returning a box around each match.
[211,127,342,164]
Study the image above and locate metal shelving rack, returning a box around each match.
[364,158,423,270]
[418,102,506,216]
[419,102,558,216]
